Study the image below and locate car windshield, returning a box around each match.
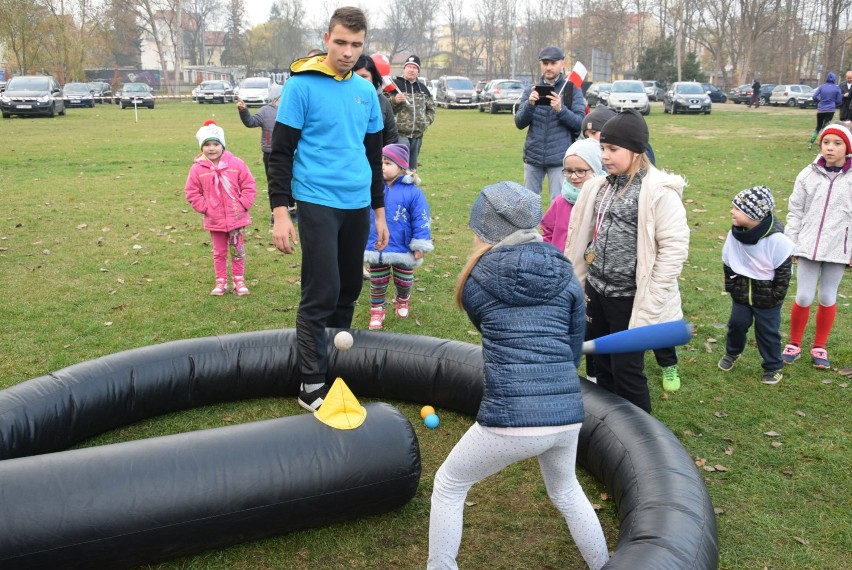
[447,79,473,89]
[241,79,268,89]
[88,82,104,90]
[64,83,90,93]
[202,82,225,89]
[799,87,814,95]
[612,81,643,93]
[124,84,149,93]
[496,81,522,89]
[8,77,49,90]
[642,81,656,87]
[676,83,705,94]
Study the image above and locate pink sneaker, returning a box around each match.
[369,307,386,330]
[781,343,801,364]
[810,347,830,369]
[232,277,250,296]
[395,296,410,318]
[211,278,227,296]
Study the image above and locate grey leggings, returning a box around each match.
[427,422,609,570]
[794,258,847,306]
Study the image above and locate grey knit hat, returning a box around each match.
[600,109,648,154]
[469,181,542,244]
[582,106,617,135]
[732,185,775,221]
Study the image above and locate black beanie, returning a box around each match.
[599,109,649,154]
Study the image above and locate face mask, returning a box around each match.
[561,179,582,204]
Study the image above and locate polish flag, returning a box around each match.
[568,61,587,89]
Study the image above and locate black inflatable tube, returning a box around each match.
[0,329,718,569]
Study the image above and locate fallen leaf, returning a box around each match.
[822,379,833,384]
[714,464,728,472]
[76,224,88,230]
[464,501,476,507]
[703,465,716,472]
[771,441,782,448]
[713,507,725,515]
[793,536,809,545]
[794,410,806,417]
[714,411,728,418]
[223,416,233,423]
[725,448,734,456]
[104,322,113,326]
[600,492,609,501]
[763,431,781,437]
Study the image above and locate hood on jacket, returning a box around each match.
[652,169,687,199]
[826,72,837,83]
[471,244,572,307]
[289,54,353,81]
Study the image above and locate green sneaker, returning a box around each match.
[662,365,681,392]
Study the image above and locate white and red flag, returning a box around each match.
[568,61,587,89]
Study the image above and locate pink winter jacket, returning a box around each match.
[185,150,257,232]
[541,195,574,252]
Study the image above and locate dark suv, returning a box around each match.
[1,75,66,118]
[88,81,113,104]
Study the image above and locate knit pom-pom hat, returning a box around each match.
[196,119,226,149]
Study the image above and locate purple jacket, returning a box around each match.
[813,73,842,112]
[185,150,257,232]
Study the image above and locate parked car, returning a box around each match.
[770,84,812,107]
[701,83,728,103]
[797,86,817,108]
[474,79,487,102]
[88,81,113,104]
[428,79,439,98]
[663,81,712,114]
[757,83,776,105]
[0,75,66,118]
[642,80,665,101]
[585,82,612,107]
[119,83,155,109]
[237,77,273,107]
[608,80,650,115]
[478,79,524,114]
[729,84,753,104]
[436,75,476,108]
[195,80,235,104]
[62,82,95,108]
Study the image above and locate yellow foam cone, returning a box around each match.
[314,377,367,430]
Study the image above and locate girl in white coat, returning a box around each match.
[564,110,689,413]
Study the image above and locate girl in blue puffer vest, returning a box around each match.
[426,181,609,570]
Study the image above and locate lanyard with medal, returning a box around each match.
[586,181,618,264]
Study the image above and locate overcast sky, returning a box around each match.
[243,0,389,28]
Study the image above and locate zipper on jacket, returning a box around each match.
[812,176,834,258]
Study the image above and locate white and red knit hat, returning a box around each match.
[820,123,852,155]
[196,120,226,149]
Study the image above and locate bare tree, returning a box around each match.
[268,0,307,70]
[221,0,246,66]
[380,0,413,62]
[444,0,465,74]
[736,0,781,84]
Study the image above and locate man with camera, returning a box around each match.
[514,46,586,203]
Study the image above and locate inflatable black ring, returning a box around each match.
[0,329,718,569]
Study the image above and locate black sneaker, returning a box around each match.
[761,370,783,385]
[718,353,740,371]
[298,384,329,412]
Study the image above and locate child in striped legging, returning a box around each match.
[364,144,433,330]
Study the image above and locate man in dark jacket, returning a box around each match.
[388,55,435,172]
[514,46,585,203]
[840,70,852,120]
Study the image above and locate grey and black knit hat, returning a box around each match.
[469,181,542,244]
[600,109,649,154]
[732,185,775,221]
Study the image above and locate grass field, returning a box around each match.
[1,99,850,569]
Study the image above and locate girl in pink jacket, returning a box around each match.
[185,120,257,295]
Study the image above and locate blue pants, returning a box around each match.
[295,201,370,385]
[725,301,783,372]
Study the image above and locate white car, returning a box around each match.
[238,77,274,107]
[608,80,651,115]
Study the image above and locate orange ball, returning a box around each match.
[420,405,435,419]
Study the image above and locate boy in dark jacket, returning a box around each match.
[718,186,796,384]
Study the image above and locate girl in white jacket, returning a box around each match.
[783,123,852,369]
[565,110,689,413]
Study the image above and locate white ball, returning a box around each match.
[334,331,354,351]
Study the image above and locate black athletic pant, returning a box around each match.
[295,201,370,386]
[585,282,651,413]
